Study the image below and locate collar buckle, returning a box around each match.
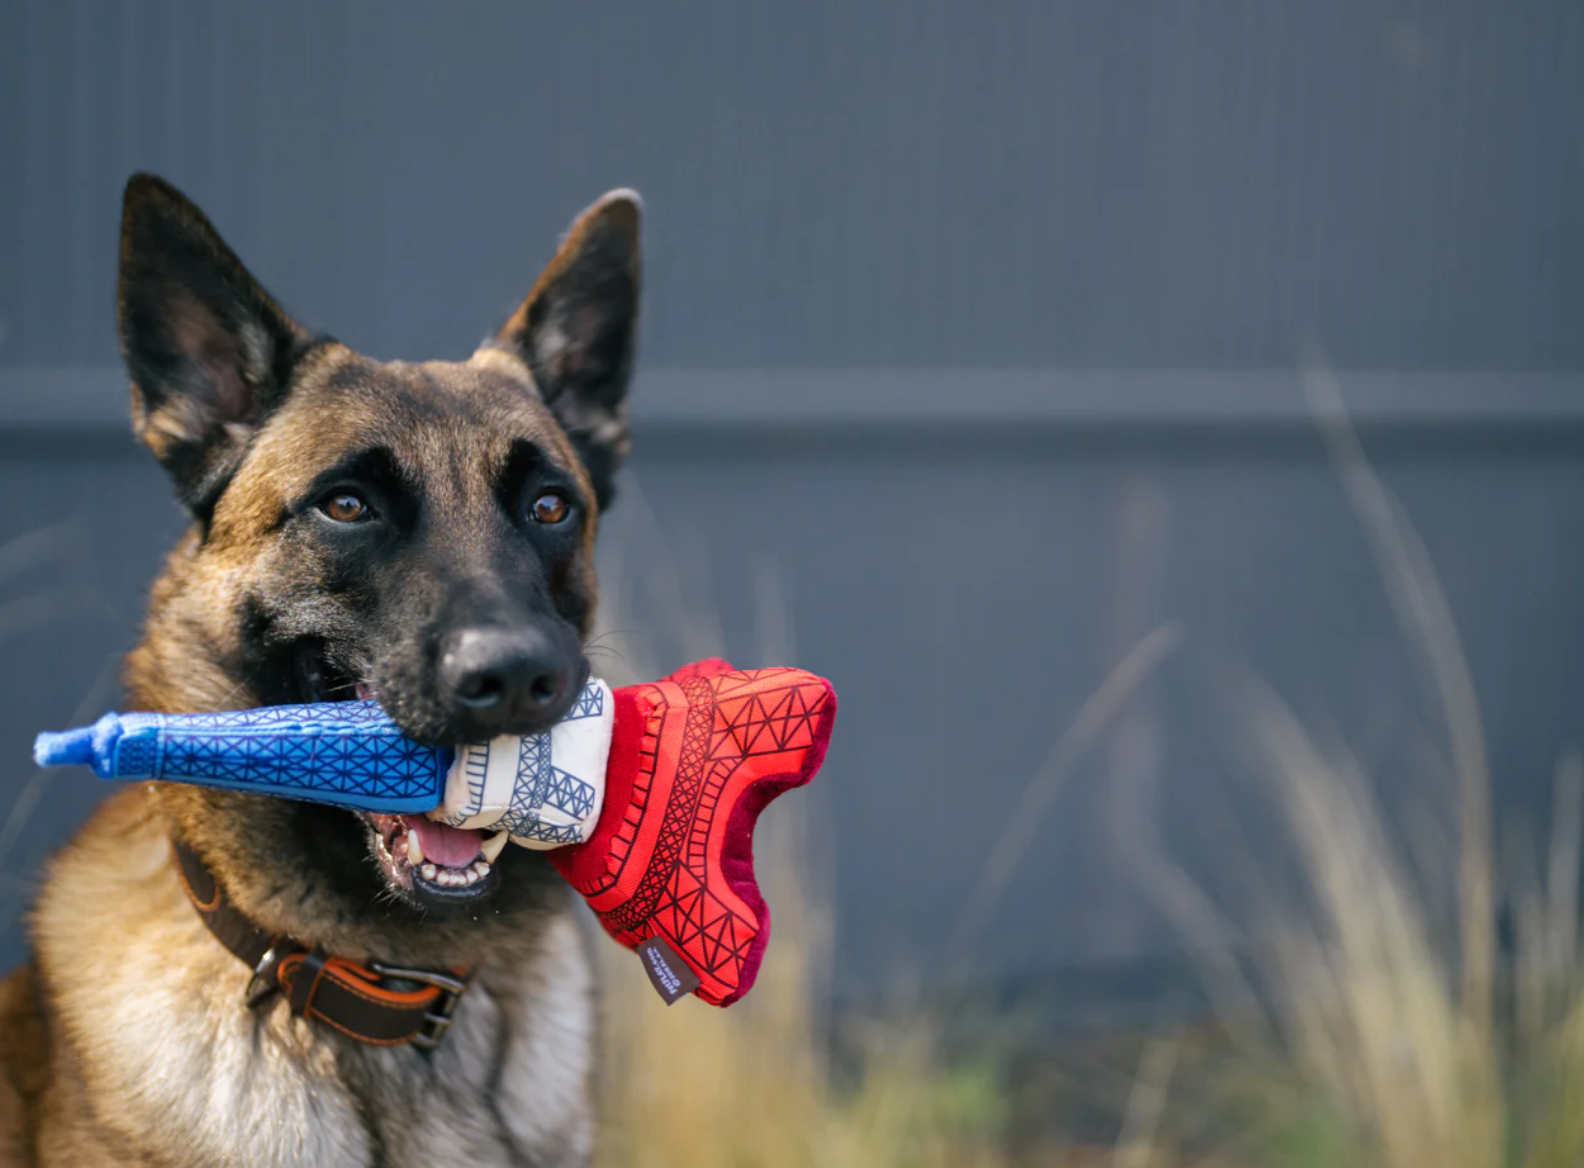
[244,933,303,1008]
[367,961,470,1050]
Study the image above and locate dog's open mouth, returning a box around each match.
[294,640,509,907]
[296,640,367,707]
[367,815,508,903]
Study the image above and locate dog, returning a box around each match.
[0,172,641,1166]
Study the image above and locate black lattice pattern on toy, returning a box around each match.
[565,683,605,721]
[152,727,438,799]
[498,731,597,836]
[143,701,393,731]
[599,671,827,986]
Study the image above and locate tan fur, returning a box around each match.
[125,346,598,729]
[0,362,605,1161]
[0,354,607,1163]
[0,183,641,1165]
[0,377,604,1162]
[1,791,595,1167]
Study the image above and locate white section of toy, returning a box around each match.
[431,677,613,850]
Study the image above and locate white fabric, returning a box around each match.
[430,678,612,850]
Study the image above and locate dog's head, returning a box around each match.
[116,174,639,954]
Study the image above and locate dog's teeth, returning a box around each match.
[406,831,425,866]
[421,862,437,881]
[480,829,509,864]
[472,860,490,878]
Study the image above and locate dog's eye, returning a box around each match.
[530,492,570,525]
[321,493,370,523]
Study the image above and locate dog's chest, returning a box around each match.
[47,868,596,1168]
[33,795,598,1168]
[96,968,595,1168]
[137,957,594,1168]
[344,967,597,1168]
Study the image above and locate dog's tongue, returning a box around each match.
[409,818,482,867]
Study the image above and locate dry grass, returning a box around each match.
[585,391,1584,1166]
[586,493,1013,1168]
[590,809,1006,1168]
[1172,367,1584,1168]
[1216,696,1584,1168]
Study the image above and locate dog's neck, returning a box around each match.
[29,789,597,1166]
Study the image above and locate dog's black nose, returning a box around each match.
[437,627,571,735]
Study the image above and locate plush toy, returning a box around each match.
[34,659,837,1007]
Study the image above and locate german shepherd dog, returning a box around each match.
[0,174,641,1165]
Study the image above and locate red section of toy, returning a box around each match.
[550,659,837,1006]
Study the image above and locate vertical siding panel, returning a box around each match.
[0,0,24,361]
[0,0,1580,372]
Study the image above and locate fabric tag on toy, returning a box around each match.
[636,936,701,1005]
[434,678,613,849]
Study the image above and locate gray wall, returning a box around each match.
[6,0,1583,370]
[2,0,1582,1005]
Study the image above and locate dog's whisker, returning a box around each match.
[584,645,629,664]
[208,680,250,711]
[583,629,638,651]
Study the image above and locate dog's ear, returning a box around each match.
[494,190,641,510]
[118,173,315,518]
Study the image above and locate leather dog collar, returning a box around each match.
[172,839,468,1049]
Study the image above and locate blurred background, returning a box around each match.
[3,3,1583,1164]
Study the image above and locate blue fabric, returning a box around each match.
[33,701,449,813]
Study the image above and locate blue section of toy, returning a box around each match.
[32,701,449,814]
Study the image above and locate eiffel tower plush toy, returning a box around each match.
[34,658,837,1007]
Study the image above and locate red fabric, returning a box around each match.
[549,660,837,1006]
